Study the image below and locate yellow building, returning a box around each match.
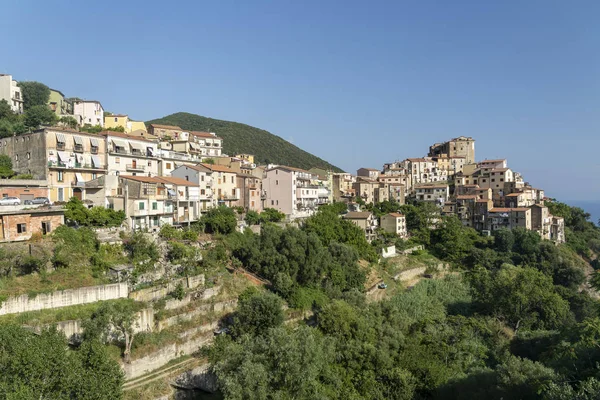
[104,115,147,133]
[234,154,254,163]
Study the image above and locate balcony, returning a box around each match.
[48,161,105,170]
[110,148,128,155]
[74,144,84,153]
[126,164,146,172]
[71,181,86,187]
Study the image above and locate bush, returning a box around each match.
[260,208,285,223]
[200,206,237,234]
[245,210,261,226]
[123,232,159,264]
[52,226,98,269]
[64,198,125,227]
[159,224,180,240]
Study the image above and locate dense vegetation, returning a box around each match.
[64,197,126,228]
[209,200,600,400]
[146,112,343,172]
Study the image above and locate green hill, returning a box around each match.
[146,112,343,172]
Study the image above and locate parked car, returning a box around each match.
[0,197,20,206]
[24,197,51,205]
[377,282,388,289]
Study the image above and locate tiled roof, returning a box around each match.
[343,212,372,219]
[506,193,522,197]
[456,195,478,199]
[190,131,222,140]
[199,163,235,173]
[156,176,199,186]
[148,124,182,130]
[387,213,405,218]
[100,131,156,143]
[120,175,164,184]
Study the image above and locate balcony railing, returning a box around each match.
[48,161,105,170]
[71,181,86,187]
[111,148,128,154]
[126,164,146,172]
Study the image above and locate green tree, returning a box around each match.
[231,289,284,337]
[64,197,89,225]
[0,154,14,178]
[52,225,98,268]
[260,207,285,223]
[59,115,79,129]
[24,104,57,130]
[245,210,261,225]
[0,99,16,120]
[201,206,237,234]
[18,81,51,110]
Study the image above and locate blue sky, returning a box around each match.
[2,0,599,201]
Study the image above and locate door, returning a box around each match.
[41,221,51,235]
[21,194,34,202]
[73,188,83,200]
[132,160,137,169]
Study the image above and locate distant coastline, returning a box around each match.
[566,200,600,227]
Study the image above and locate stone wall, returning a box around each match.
[123,331,214,379]
[158,299,237,331]
[0,282,129,315]
[129,275,205,303]
[400,245,425,255]
[381,245,396,258]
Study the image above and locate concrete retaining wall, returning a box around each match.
[382,245,396,258]
[394,267,426,281]
[0,282,129,315]
[158,299,237,331]
[400,245,424,255]
[129,275,205,303]
[123,331,214,379]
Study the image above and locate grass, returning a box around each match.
[124,379,173,400]
[0,298,144,326]
[0,266,107,298]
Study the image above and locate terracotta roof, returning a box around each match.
[343,212,372,220]
[406,158,429,162]
[148,124,182,130]
[100,131,156,143]
[198,163,235,173]
[387,213,405,218]
[190,131,222,140]
[268,165,312,174]
[456,195,478,199]
[490,207,530,213]
[120,175,164,184]
[360,168,380,171]
[156,176,199,186]
[356,177,378,183]
[506,193,522,197]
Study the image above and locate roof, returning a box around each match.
[106,114,127,118]
[343,212,372,220]
[490,207,530,213]
[199,163,235,173]
[119,175,164,184]
[100,131,156,143]
[148,124,182,130]
[415,183,448,189]
[491,168,510,172]
[506,193,522,197]
[156,176,199,186]
[49,88,65,97]
[190,131,222,140]
[456,195,478,200]
[360,168,380,171]
[406,158,429,162]
[387,213,405,218]
[268,165,312,174]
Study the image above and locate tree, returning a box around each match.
[0,154,14,178]
[59,115,79,129]
[24,104,57,130]
[82,300,140,363]
[0,99,15,120]
[245,210,261,225]
[0,324,123,399]
[260,207,285,223]
[64,197,89,225]
[201,206,237,234]
[231,289,284,337]
[18,81,50,110]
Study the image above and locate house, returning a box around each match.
[171,163,239,210]
[235,174,263,212]
[432,154,467,175]
[107,175,174,230]
[155,176,201,224]
[48,89,72,116]
[380,213,407,237]
[0,179,49,202]
[332,173,356,203]
[0,207,64,242]
[102,131,159,178]
[477,159,507,170]
[104,115,148,133]
[414,183,449,205]
[343,211,377,242]
[234,154,254,164]
[0,74,23,113]
[0,128,108,203]
[399,158,447,190]
[73,100,104,127]
[486,208,532,232]
[428,136,476,164]
[357,168,380,180]
[147,124,182,139]
[188,131,223,157]
[263,166,319,219]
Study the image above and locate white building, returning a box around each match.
[73,100,104,127]
[102,131,159,177]
[0,74,23,113]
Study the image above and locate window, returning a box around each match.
[58,188,64,201]
[148,161,152,167]
[185,175,189,181]
[88,118,91,122]
[114,117,118,122]
[271,200,274,205]
[92,173,97,179]
[26,152,30,160]
[139,202,145,210]
[17,223,26,233]
[276,200,279,205]
[14,155,18,161]
[115,157,120,164]
[152,202,158,210]
[231,176,234,184]
[57,171,64,182]
[166,163,172,169]
[276,180,279,185]
[201,175,204,182]
[201,189,205,195]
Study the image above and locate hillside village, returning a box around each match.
[0,73,564,245]
[1,73,593,400]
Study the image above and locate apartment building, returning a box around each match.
[343,211,377,242]
[399,158,448,189]
[486,208,532,232]
[147,124,182,139]
[380,213,407,237]
[107,175,174,230]
[0,74,23,113]
[357,168,380,180]
[263,166,319,219]
[171,163,239,210]
[73,100,104,127]
[166,131,223,158]
[235,174,264,212]
[156,176,201,224]
[48,89,72,116]
[432,155,467,175]
[414,183,449,204]
[353,177,379,204]
[0,128,108,203]
[102,131,159,177]
[332,173,356,203]
[428,136,476,164]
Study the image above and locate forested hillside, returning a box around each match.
[146,112,343,172]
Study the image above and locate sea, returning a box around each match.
[566,200,600,227]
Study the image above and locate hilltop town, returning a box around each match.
[0,74,563,244]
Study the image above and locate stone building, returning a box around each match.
[428,136,475,164]
[0,207,64,242]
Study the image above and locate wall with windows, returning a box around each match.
[0,210,64,242]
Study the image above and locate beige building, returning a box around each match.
[357,168,380,180]
[147,124,182,139]
[343,211,377,242]
[156,176,201,224]
[429,136,475,164]
[0,74,23,113]
[236,174,263,212]
[102,131,159,178]
[170,163,239,210]
[414,183,449,205]
[332,173,356,203]
[73,100,104,127]
[380,213,407,237]
[263,166,319,219]
[486,207,531,232]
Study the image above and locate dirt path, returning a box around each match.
[123,357,207,392]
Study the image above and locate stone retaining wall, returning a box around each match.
[0,282,129,315]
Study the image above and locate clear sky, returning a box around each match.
[2,0,599,201]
